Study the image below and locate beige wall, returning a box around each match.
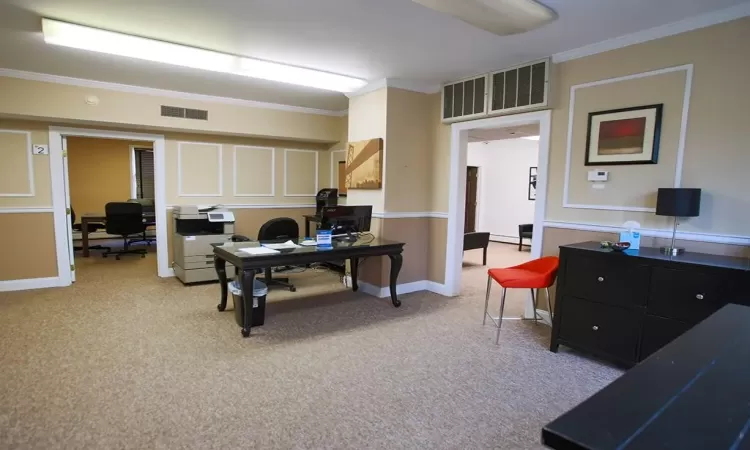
[347,88,388,213]
[0,213,57,281]
[0,77,344,143]
[429,94,451,213]
[67,137,151,219]
[547,17,750,235]
[165,132,336,206]
[384,88,433,212]
[0,120,52,208]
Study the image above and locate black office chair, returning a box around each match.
[258,217,300,292]
[71,208,110,253]
[102,202,147,260]
[518,224,533,252]
[127,198,156,246]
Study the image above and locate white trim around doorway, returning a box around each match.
[49,127,169,287]
[445,110,552,318]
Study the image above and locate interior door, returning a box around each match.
[465,166,479,233]
[62,136,76,282]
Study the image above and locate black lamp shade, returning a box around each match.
[656,188,701,217]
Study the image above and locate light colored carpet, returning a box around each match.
[0,245,622,449]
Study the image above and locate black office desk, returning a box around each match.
[543,304,750,450]
[212,237,405,337]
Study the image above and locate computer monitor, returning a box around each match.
[320,205,372,234]
[315,189,338,216]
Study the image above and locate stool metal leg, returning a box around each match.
[495,287,507,345]
[483,275,492,325]
[545,287,553,322]
[530,289,539,325]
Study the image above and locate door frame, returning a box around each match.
[445,109,551,318]
[49,127,169,286]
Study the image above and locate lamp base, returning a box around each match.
[660,246,685,256]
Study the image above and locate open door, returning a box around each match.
[62,136,76,282]
[465,166,479,233]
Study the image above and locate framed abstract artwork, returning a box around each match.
[528,167,537,201]
[584,104,663,166]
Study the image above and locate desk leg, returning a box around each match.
[82,219,90,258]
[215,256,228,312]
[239,269,255,338]
[350,257,359,292]
[388,253,403,308]
[305,217,311,238]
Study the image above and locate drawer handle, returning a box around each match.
[597,276,605,282]
[696,294,705,300]
[592,325,599,331]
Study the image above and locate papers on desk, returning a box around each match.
[237,246,280,256]
[262,240,301,250]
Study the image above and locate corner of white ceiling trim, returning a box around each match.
[345,78,441,98]
[552,2,750,63]
[0,68,347,117]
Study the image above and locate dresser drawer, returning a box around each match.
[640,315,691,360]
[648,267,740,324]
[563,253,650,307]
[558,296,643,363]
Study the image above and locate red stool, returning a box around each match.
[483,256,560,344]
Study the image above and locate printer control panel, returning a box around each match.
[207,211,235,223]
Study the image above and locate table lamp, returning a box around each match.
[655,188,701,256]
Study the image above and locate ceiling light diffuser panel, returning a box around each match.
[412,0,556,36]
[41,18,367,93]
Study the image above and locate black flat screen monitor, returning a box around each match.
[320,205,372,234]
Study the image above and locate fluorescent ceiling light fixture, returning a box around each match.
[41,18,367,93]
[522,135,540,141]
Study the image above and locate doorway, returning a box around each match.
[49,127,168,287]
[464,166,479,233]
[445,110,551,319]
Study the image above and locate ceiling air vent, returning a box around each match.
[442,75,488,123]
[489,58,549,114]
[160,105,209,121]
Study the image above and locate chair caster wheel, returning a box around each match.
[290,287,297,292]
[115,255,121,260]
[141,254,146,258]
[241,329,250,338]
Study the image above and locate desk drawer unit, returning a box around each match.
[640,315,692,359]
[563,253,649,308]
[559,296,642,364]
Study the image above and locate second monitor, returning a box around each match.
[320,205,372,236]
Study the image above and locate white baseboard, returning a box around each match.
[357,280,451,298]
[0,277,63,292]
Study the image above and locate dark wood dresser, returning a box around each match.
[550,241,750,367]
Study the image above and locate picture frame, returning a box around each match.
[584,104,663,166]
[528,167,537,201]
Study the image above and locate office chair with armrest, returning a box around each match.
[102,202,148,260]
[71,208,110,253]
[126,198,156,246]
[258,217,300,292]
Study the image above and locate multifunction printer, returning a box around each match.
[172,205,235,284]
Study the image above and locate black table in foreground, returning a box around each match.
[212,237,405,337]
[543,304,750,450]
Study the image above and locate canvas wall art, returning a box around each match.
[345,138,383,190]
[585,104,663,166]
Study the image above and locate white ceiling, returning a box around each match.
[468,124,540,142]
[0,0,746,111]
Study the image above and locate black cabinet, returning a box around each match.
[550,241,750,367]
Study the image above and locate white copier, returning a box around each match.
[172,206,235,284]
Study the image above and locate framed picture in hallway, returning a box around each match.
[528,167,537,200]
[585,104,663,166]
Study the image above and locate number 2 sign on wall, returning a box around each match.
[32,144,49,155]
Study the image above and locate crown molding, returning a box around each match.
[552,2,750,63]
[346,78,441,98]
[0,68,348,117]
